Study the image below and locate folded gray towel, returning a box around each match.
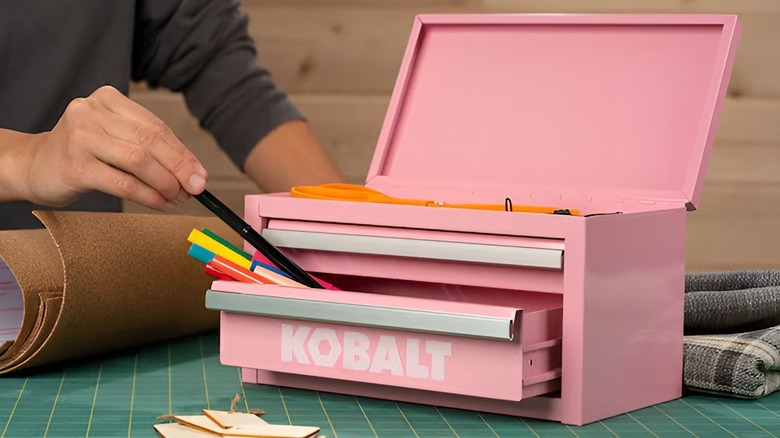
[685,270,780,334]
[684,326,780,398]
[683,270,780,398]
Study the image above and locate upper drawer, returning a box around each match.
[260,219,565,293]
[207,281,562,401]
[263,219,564,270]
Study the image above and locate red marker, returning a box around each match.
[207,255,272,285]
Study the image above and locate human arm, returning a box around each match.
[134,0,344,193]
[0,86,208,210]
[243,119,343,193]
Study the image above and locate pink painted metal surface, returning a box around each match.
[222,14,740,425]
[211,279,536,316]
[557,209,687,424]
[246,369,564,422]
[221,313,528,400]
[369,14,741,210]
[267,219,565,250]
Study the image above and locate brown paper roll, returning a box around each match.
[0,211,238,374]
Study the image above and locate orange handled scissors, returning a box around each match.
[290,183,579,215]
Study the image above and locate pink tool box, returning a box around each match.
[206,14,740,425]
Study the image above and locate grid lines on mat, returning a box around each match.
[0,332,779,437]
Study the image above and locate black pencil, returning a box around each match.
[194,189,323,289]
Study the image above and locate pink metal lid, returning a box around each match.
[367,14,740,209]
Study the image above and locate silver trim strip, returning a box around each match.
[262,229,563,270]
[206,291,517,341]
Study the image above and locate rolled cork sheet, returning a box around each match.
[0,211,235,374]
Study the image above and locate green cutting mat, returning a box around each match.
[1,332,779,438]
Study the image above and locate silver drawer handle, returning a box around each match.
[262,229,563,270]
[206,290,518,341]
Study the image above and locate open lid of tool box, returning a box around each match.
[366,14,741,210]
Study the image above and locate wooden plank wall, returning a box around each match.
[128,0,780,272]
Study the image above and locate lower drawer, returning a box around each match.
[206,280,562,401]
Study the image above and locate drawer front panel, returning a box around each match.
[218,312,526,400]
[275,250,564,294]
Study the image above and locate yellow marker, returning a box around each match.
[187,229,252,270]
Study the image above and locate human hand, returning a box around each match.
[20,85,207,210]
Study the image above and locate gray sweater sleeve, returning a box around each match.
[131,0,303,169]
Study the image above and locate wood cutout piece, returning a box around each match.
[174,415,320,438]
[221,424,321,438]
[154,422,216,437]
[203,409,268,428]
[173,415,229,435]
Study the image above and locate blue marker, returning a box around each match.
[188,243,216,264]
[251,259,290,278]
